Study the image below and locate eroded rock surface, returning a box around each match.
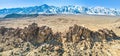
[0,23,120,56]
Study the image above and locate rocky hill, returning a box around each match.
[0,23,120,56]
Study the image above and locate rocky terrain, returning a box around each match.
[0,23,120,56]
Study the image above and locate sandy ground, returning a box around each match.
[0,15,120,36]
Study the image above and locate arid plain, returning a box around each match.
[0,15,120,36]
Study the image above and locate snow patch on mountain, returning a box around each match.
[0,4,120,16]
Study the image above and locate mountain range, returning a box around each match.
[0,4,120,16]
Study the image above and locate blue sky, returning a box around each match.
[0,0,120,9]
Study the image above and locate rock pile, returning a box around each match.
[0,23,119,56]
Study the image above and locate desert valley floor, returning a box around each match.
[0,15,120,36]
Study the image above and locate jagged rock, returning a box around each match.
[18,23,55,45]
[63,24,93,43]
[22,42,35,52]
[98,29,117,40]
[37,26,53,43]
[20,23,39,44]
[0,23,119,56]
[63,24,118,43]
[0,47,3,52]
[0,26,7,35]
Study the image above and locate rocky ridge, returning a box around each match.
[0,23,120,56]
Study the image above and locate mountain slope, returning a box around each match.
[0,4,120,16]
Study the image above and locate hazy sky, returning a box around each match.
[0,0,120,9]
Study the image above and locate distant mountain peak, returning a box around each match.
[40,4,49,7]
[41,4,49,6]
[0,4,120,16]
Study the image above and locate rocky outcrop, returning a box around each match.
[0,23,119,56]
[62,24,118,43]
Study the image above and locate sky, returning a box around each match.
[0,0,120,9]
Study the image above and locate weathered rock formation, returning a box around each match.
[0,23,120,56]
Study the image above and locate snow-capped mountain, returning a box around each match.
[0,4,120,16]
